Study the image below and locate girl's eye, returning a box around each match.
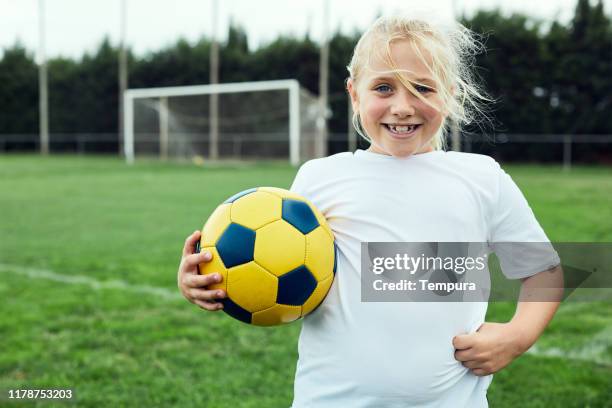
[374,84,392,93]
[415,85,433,94]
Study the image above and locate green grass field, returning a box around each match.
[1,155,611,407]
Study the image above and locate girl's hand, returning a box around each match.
[453,322,526,376]
[177,230,226,311]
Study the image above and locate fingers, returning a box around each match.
[461,360,481,369]
[179,271,226,310]
[183,272,223,288]
[194,299,224,311]
[471,368,490,376]
[188,287,226,302]
[468,365,492,376]
[183,250,213,268]
[183,230,202,257]
[180,231,226,313]
[459,357,493,376]
[454,349,473,362]
[452,334,474,350]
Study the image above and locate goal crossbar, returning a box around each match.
[123,79,302,165]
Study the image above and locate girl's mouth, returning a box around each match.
[384,124,421,137]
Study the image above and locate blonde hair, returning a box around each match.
[347,15,491,150]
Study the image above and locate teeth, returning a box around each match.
[389,125,416,133]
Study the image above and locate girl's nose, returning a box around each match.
[389,91,417,117]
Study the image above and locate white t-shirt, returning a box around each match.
[289,149,559,408]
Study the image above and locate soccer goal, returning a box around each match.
[123,79,320,165]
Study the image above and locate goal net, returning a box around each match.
[123,80,320,165]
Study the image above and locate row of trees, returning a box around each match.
[0,0,610,160]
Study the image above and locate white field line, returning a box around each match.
[527,303,612,365]
[0,263,182,301]
[528,325,612,366]
[2,262,611,364]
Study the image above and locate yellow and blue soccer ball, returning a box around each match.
[197,187,336,326]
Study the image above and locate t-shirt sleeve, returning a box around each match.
[290,161,313,197]
[488,164,560,279]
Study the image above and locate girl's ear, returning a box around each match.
[346,78,360,112]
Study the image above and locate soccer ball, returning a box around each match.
[197,187,336,326]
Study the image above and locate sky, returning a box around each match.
[1,0,610,60]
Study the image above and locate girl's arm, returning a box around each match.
[453,266,563,376]
[510,265,564,350]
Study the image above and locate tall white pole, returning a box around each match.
[159,97,169,160]
[38,0,49,155]
[209,0,220,160]
[316,0,330,158]
[124,93,134,164]
[118,0,128,156]
[289,81,300,166]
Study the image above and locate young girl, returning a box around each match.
[178,14,563,407]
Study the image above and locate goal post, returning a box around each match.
[123,79,315,166]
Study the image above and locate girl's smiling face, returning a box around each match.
[348,39,447,157]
